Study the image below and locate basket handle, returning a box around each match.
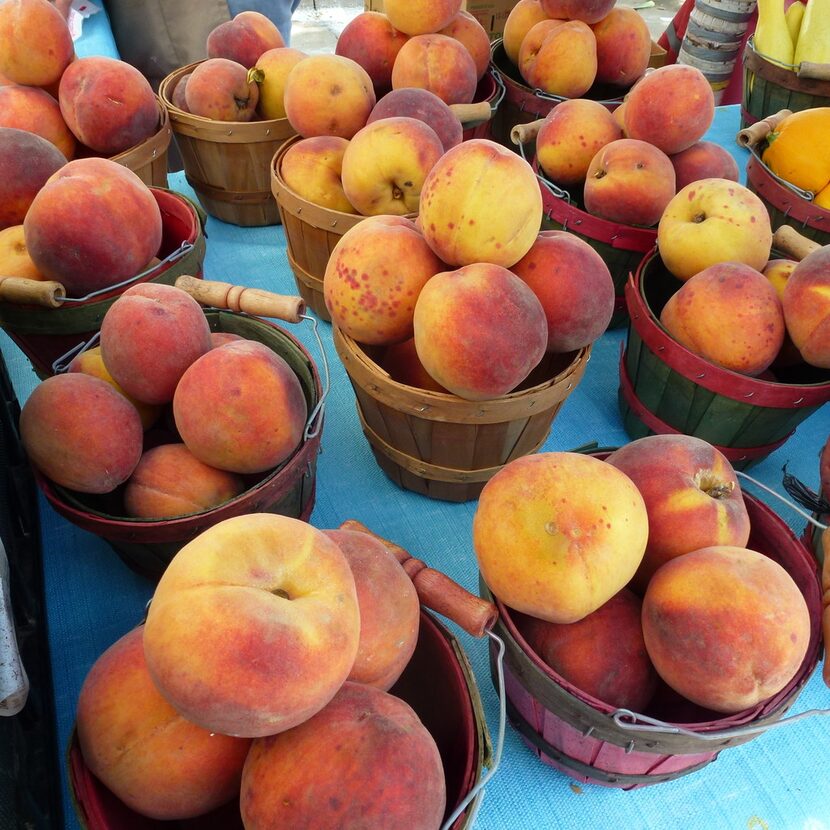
[771,225,822,262]
[798,61,830,82]
[736,108,792,148]
[338,519,498,638]
[449,101,493,126]
[175,275,306,323]
[0,276,66,308]
[510,118,545,147]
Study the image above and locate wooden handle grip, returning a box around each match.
[449,101,493,126]
[339,519,498,638]
[175,275,305,323]
[736,108,793,147]
[798,61,830,82]
[510,118,545,146]
[772,225,822,261]
[0,276,65,308]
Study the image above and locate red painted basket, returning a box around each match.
[483,466,823,789]
[461,67,506,142]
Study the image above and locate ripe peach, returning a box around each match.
[606,435,751,591]
[412,262,547,400]
[535,98,623,187]
[516,589,658,711]
[171,72,191,111]
[383,0,462,36]
[438,11,491,81]
[380,338,449,392]
[58,56,159,155]
[173,339,308,474]
[368,87,462,152]
[334,11,409,94]
[642,546,811,713]
[511,230,615,351]
[0,83,75,159]
[781,245,830,368]
[418,139,543,268]
[763,258,803,368]
[0,126,66,230]
[473,451,649,622]
[19,373,143,494]
[540,0,615,23]
[503,0,549,65]
[143,515,361,737]
[23,157,162,297]
[210,331,245,348]
[517,19,564,80]
[660,262,786,376]
[0,0,74,87]
[254,47,307,120]
[624,64,715,155]
[206,10,285,69]
[520,20,597,99]
[391,34,478,106]
[0,225,47,280]
[76,627,251,820]
[341,117,443,216]
[591,6,652,87]
[670,140,740,190]
[184,58,259,122]
[324,215,443,345]
[324,529,420,689]
[279,135,357,214]
[283,54,376,139]
[240,682,446,830]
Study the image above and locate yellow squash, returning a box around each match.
[794,0,830,65]
[785,0,806,48]
[762,107,830,193]
[755,0,794,65]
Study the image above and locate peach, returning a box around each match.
[763,258,803,368]
[368,88,462,153]
[0,126,66,230]
[58,56,159,155]
[99,283,210,405]
[391,33,477,106]
[438,11,491,81]
[240,682,446,830]
[334,11,409,94]
[516,589,658,711]
[503,0,550,65]
[0,0,74,87]
[418,138,543,268]
[173,339,308,474]
[19,373,143,494]
[624,64,715,155]
[0,225,47,280]
[254,46,307,120]
[591,6,652,87]
[67,345,160,430]
[280,136,357,214]
[124,444,245,519]
[781,245,830,368]
[323,529,420,689]
[605,435,751,591]
[23,157,162,297]
[517,19,564,80]
[383,0,462,36]
[76,627,251,820]
[171,72,190,111]
[210,331,245,348]
[340,117,443,216]
[520,20,597,99]
[143,514,361,737]
[380,338,449,392]
[283,54,376,139]
[540,0,616,24]
[612,100,627,135]
[0,83,75,159]
[473,451,649,622]
[583,138,676,227]
[660,262,786,376]
[535,98,623,187]
[511,230,615,351]
[184,58,259,122]
[206,10,285,69]
[412,262,547,400]
[642,546,811,713]
[656,178,773,281]
[670,140,740,190]
[324,215,444,345]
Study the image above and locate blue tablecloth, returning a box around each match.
[3,12,830,830]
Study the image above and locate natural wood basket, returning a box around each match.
[110,96,171,189]
[159,61,296,226]
[333,325,590,502]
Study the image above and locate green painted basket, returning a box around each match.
[619,247,830,469]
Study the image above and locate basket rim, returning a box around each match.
[743,35,830,94]
[745,152,830,226]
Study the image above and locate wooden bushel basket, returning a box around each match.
[110,95,172,189]
[332,325,590,502]
[483,474,823,790]
[35,306,323,583]
[619,244,830,469]
[0,188,206,378]
[159,61,296,227]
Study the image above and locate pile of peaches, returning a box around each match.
[474,434,813,718]
[74,515,448,827]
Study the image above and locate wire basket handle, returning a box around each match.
[175,275,305,323]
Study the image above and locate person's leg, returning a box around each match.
[226,0,302,45]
